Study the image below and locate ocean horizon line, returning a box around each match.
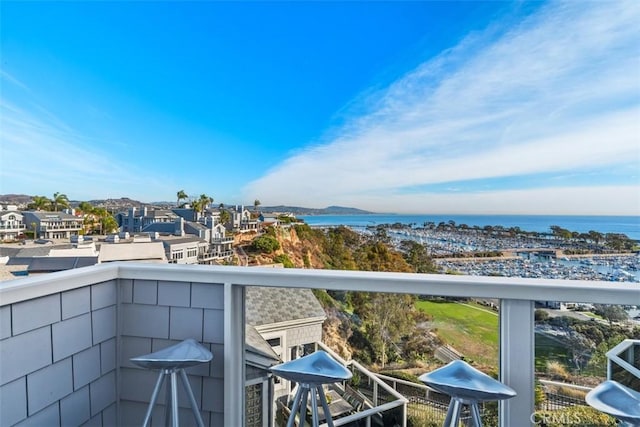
[299,213,640,241]
[324,212,639,218]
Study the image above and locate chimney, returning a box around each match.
[174,217,185,236]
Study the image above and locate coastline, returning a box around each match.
[300,213,640,241]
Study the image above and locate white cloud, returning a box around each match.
[244,1,640,214]
[336,185,640,216]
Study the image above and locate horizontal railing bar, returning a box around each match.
[117,263,639,304]
[327,400,406,427]
[2,262,637,306]
[538,379,593,392]
[375,373,430,391]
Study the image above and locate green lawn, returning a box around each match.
[534,333,571,371]
[415,300,499,367]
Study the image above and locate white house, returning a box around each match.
[0,209,26,241]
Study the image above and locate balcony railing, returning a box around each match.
[0,224,26,230]
[0,263,636,426]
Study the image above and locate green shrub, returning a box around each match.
[312,290,336,308]
[535,309,550,321]
[251,235,280,253]
[273,253,294,268]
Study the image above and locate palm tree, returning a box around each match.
[30,195,51,211]
[219,209,231,226]
[191,199,202,219]
[93,207,109,234]
[176,190,188,208]
[52,192,69,211]
[198,194,213,215]
[254,199,261,212]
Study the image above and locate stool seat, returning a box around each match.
[586,380,640,426]
[270,350,352,384]
[419,360,516,402]
[131,338,212,370]
[131,339,212,427]
[270,351,352,427]
[419,360,516,427]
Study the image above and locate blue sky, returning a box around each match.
[1,1,638,215]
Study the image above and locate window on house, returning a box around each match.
[266,338,281,347]
[245,383,263,427]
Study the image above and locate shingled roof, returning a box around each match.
[246,287,326,327]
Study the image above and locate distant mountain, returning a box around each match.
[1,194,372,215]
[259,205,374,215]
[0,194,33,205]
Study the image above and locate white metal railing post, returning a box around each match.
[373,382,378,405]
[499,299,534,427]
[224,283,245,427]
[401,402,407,427]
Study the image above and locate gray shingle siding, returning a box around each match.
[0,280,119,426]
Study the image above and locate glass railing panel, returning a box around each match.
[533,301,638,425]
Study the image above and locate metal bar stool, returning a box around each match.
[130,338,213,427]
[270,351,352,427]
[586,380,640,427]
[419,360,516,427]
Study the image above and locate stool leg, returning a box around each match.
[298,385,310,427]
[164,372,172,427]
[470,402,483,427]
[170,371,179,427]
[179,369,206,427]
[317,386,334,427]
[287,387,304,427]
[310,385,320,427]
[142,371,166,427]
[447,399,461,427]
[443,398,455,427]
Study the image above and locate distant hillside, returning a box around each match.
[0,194,157,210]
[0,194,32,205]
[260,205,373,215]
[1,194,372,215]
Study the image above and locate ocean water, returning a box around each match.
[299,214,640,241]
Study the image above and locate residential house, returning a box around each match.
[0,208,26,241]
[160,236,207,264]
[199,219,234,264]
[22,211,83,239]
[116,207,179,233]
[229,205,259,233]
[245,286,326,403]
[244,325,281,427]
[258,214,279,228]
